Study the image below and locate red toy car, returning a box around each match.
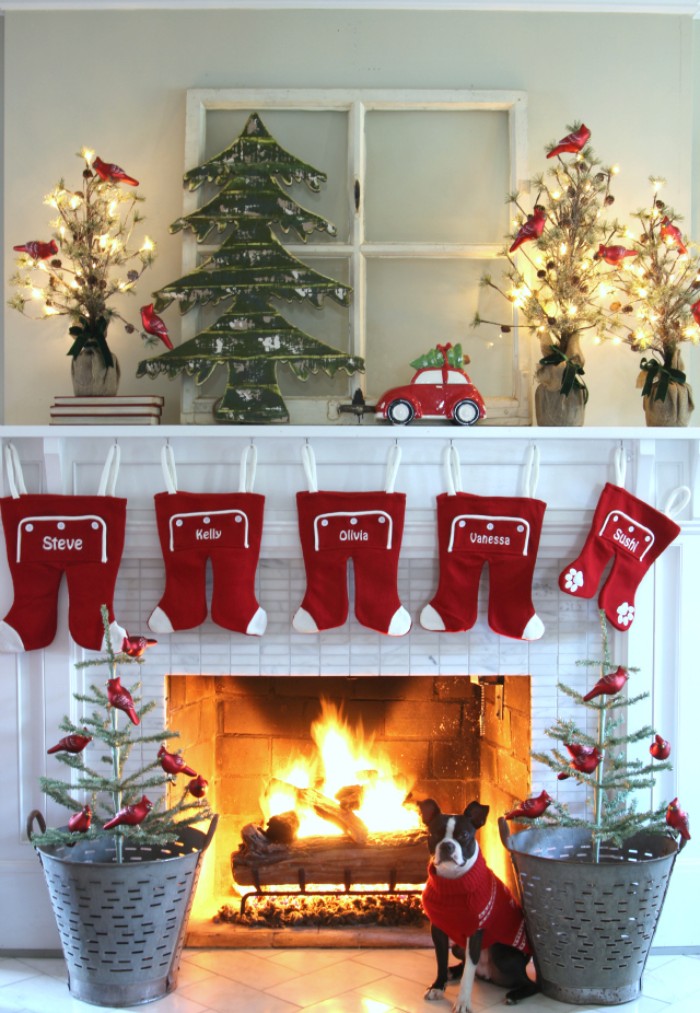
[375,364,487,426]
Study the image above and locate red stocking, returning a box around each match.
[293,444,410,636]
[0,444,126,652]
[148,446,266,636]
[420,447,546,640]
[559,481,683,631]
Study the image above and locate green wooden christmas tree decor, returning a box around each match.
[34,606,211,862]
[137,113,363,423]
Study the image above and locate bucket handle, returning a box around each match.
[26,809,46,841]
[498,815,514,851]
[201,813,219,852]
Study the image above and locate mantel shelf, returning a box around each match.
[1,424,699,441]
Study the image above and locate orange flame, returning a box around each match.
[262,699,420,837]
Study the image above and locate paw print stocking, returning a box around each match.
[293,444,411,637]
[420,446,546,640]
[148,445,266,636]
[559,473,686,631]
[0,443,126,652]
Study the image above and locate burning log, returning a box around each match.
[232,827,428,888]
[265,811,300,845]
[268,778,369,843]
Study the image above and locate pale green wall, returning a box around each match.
[2,8,696,425]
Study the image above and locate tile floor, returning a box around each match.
[0,948,698,1013]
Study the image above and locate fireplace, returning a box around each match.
[1,428,696,952]
[167,673,531,938]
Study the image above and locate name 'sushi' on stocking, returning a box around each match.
[558,449,689,632]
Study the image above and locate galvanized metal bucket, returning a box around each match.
[28,811,217,1007]
[499,818,678,1006]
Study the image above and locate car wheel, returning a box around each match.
[452,399,480,426]
[387,399,415,425]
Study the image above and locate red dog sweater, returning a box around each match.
[422,854,530,954]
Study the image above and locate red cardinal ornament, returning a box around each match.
[558,742,602,779]
[691,299,700,326]
[583,666,629,702]
[47,731,92,754]
[660,217,688,256]
[665,797,690,842]
[547,123,591,159]
[509,207,546,253]
[140,304,173,350]
[650,734,672,760]
[103,795,152,830]
[107,677,140,725]
[68,804,92,833]
[504,789,553,820]
[158,744,197,778]
[13,239,58,260]
[92,156,139,187]
[596,244,637,266]
[188,774,209,799]
[121,634,158,658]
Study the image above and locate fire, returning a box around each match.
[262,700,420,837]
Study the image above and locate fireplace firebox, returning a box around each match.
[166,674,531,941]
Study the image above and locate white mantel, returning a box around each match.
[1,424,698,951]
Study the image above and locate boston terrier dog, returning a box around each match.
[419,799,538,1013]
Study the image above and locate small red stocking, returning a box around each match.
[558,479,684,631]
[293,444,411,636]
[420,446,546,640]
[148,445,266,636]
[0,443,126,652]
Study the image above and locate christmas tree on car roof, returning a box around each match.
[138,112,363,423]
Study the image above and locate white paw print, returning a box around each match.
[564,568,584,593]
[617,602,635,627]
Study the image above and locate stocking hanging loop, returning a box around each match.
[384,443,402,494]
[444,444,463,496]
[161,443,178,494]
[521,444,540,499]
[614,445,627,489]
[97,443,121,497]
[4,444,28,500]
[238,444,258,494]
[662,485,691,519]
[301,441,318,493]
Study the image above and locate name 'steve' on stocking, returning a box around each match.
[148,444,266,636]
[293,443,411,636]
[0,443,126,652]
[558,448,689,631]
[420,445,546,640]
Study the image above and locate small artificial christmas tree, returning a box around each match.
[33,606,211,862]
[137,112,364,423]
[473,123,621,423]
[599,177,700,424]
[513,610,689,859]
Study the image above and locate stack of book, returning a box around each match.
[49,395,164,425]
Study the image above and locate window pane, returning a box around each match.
[365,259,514,398]
[205,109,350,242]
[364,110,510,244]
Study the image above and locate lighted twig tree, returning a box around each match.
[599,177,699,425]
[473,123,621,424]
[137,113,363,423]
